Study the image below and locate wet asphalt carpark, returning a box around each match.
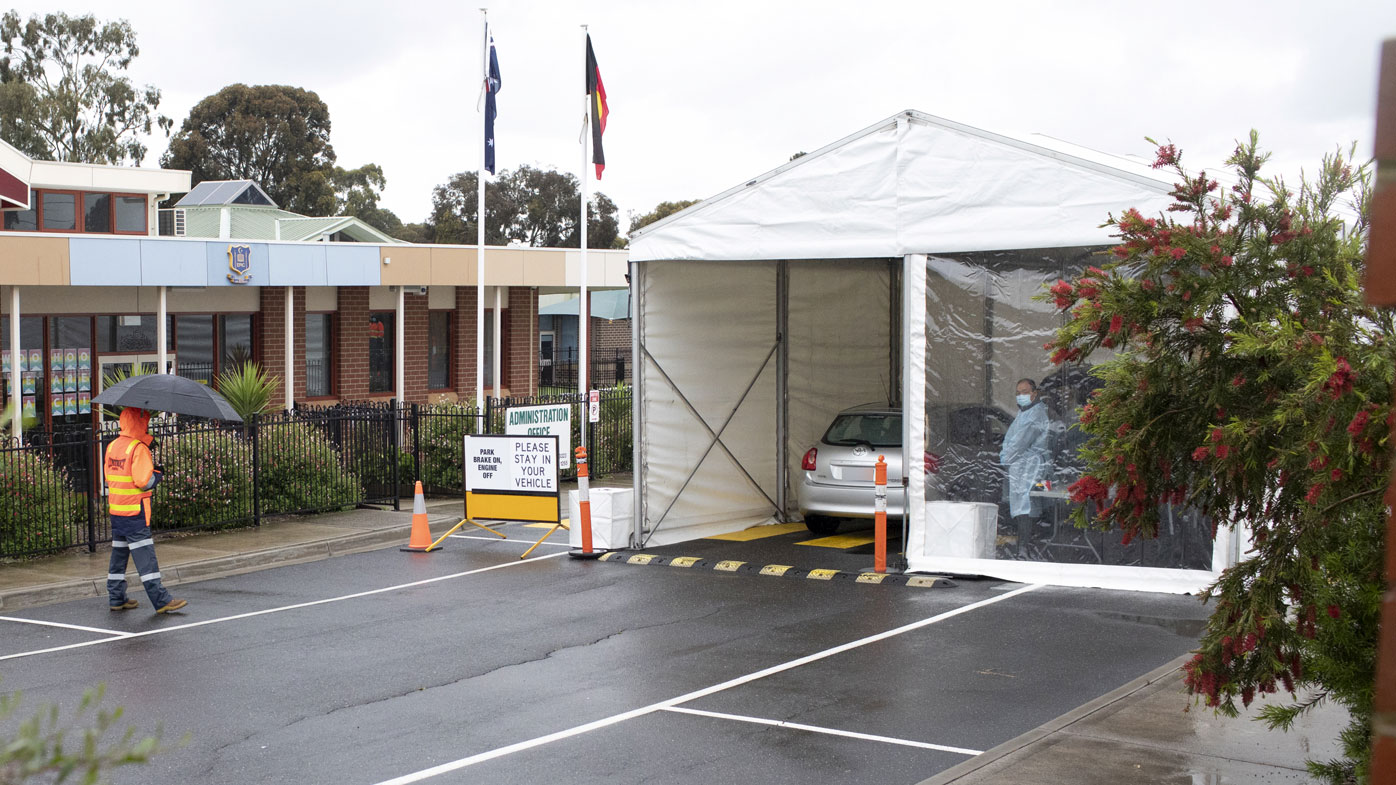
[0,518,1209,785]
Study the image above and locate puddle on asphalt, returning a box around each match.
[1094,611,1206,638]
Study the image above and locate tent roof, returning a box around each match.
[539,289,630,320]
[629,110,1179,262]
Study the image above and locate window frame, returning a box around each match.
[304,311,335,399]
[427,310,453,392]
[2,189,148,235]
[367,311,396,396]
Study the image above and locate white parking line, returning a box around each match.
[372,583,1045,785]
[0,551,569,663]
[0,616,132,637]
[661,706,984,755]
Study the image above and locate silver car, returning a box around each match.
[797,404,941,535]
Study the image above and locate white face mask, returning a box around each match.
[1016,393,1033,408]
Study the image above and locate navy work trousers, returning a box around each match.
[107,514,173,609]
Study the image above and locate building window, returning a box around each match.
[483,312,494,389]
[306,313,332,397]
[114,196,145,233]
[176,315,215,384]
[96,315,172,353]
[2,189,37,231]
[42,191,77,231]
[83,193,111,233]
[220,314,253,369]
[368,312,395,394]
[428,311,451,390]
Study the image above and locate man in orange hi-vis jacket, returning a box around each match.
[104,407,186,613]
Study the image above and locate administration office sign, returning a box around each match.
[463,434,560,523]
[505,403,572,468]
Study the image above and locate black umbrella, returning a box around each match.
[93,373,243,422]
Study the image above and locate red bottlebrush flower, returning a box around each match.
[1330,468,1344,482]
[1170,246,1186,260]
[1192,446,1211,461]
[1109,314,1124,334]
[1215,444,1231,459]
[1086,266,1106,277]
[1101,337,1115,349]
[1243,633,1258,652]
[1305,482,1325,504]
[1327,605,1341,619]
[1116,423,1131,438]
[1050,279,1074,309]
[1077,282,1100,300]
[1347,409,1370,437]
[1241,686,1255,707]
[1219,255,1233,267]
[1182,289,1192,301]
[1231,374,1246,387]
[1142,278,1157,291]
[1068,475,1109,504]
[1080,403,1097,425]
[1183,317,1204,332]
[1323,357,1355,398]
[1152,144,1179,169]
[1210,427,1225,443]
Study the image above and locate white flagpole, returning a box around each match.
[579,25,590,450]
[476,8,488,409]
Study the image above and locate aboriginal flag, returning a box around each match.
[585,34,608,179]
[484,33,502,174]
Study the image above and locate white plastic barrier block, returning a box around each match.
[568,487,634,551]
[916,500,998,560]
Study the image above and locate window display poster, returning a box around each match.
[51,395,63,417]
[64,393,77,416]
[22,396,35,419]
[78,392,90,414]
[50,370,63,391]
[64,370,75,392]
[78,369,90,392]
[50,350,61,371]
[64,349,76,370]
[78,349,90,370]
[17,351,26,372]
[27,350,40,372]
[21,373,34,394]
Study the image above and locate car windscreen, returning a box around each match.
[822,413,902,447]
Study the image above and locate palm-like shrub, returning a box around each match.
[216,362,280,421]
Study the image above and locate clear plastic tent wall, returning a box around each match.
[908,251,1236,592]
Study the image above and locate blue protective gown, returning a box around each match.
[1000,400,1051,518]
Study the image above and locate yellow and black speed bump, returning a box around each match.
[595,551,955,588]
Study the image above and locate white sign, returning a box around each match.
[588,390,600,423]
[505,404,571,468]
[464,435,558,494]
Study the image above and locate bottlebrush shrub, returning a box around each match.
[256,421,364,515]
[1044,134,1384,784]
[151,431,251,530]
[0,450,81,555]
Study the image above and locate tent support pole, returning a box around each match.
[630,260,644,548]
[776,261,788,523]
[638,340,781,540]
[902,254,928,571]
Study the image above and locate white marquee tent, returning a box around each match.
[626,110,1242,593]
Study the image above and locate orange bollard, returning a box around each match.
[568,446,602,560]
[874,455,887,573]
[400,481,437,553]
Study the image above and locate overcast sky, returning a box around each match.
[7,1,1396,232]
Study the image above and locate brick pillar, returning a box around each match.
[258,287,288,408]
[454,286,479,400]
[402,290,429,403]
[291,286,307,402]
[508,286,537,397]
[337,286,369,400]
[1367,38,1395,784]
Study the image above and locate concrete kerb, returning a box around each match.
[914,654,1191,785]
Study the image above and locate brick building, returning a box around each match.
[0,143,628,439]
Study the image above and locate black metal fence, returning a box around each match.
[0,386,633,559]
[543,348,631,390]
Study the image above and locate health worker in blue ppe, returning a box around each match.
[1000,378,1051,557]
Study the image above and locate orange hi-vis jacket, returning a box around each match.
[105,408,158,525]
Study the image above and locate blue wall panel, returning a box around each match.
[205,241,269,287]
[267,244,328,286]
[325,245,380,286]
[69,238,142,286]
[140,239,207,286]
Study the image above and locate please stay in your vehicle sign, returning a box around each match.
[462,434,561,524]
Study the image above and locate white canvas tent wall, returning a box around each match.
[628,110,1241,593]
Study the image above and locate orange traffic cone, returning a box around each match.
[400,481,438,553]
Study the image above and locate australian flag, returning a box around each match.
[485,33,502,174]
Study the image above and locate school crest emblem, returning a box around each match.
[227,245,253,284]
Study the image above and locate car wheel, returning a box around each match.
[804,515,840,536]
